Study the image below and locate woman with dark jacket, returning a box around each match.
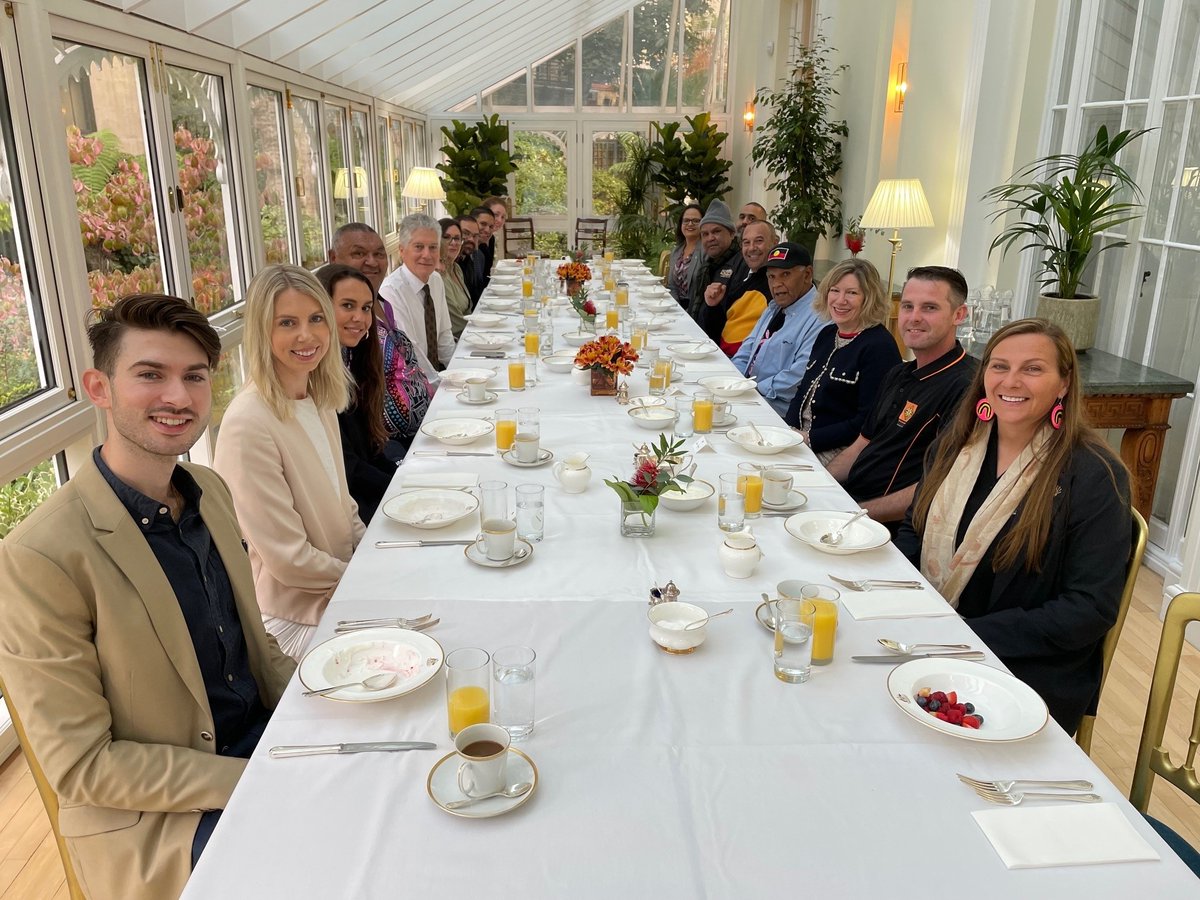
[784,259,900,464]
[895,318,1131,733]
[666,203,703,307]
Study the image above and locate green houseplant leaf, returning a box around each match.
[436,114,522,215]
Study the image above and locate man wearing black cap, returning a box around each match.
[731,242,824,415]
[687,198,745,320]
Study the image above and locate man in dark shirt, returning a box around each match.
[0,294,294,900]
[687,198,743,320]
[456,213,485,305]
[471,205,497,289]
[698,219,775,353]
[826,266,977,525]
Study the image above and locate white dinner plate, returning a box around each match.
[440,368,498,388]
[886,658,1049,742]
[463,332,515,349]
[382,489,480,530]
[298,628,444,703]
[419,417,495,446]
[783,510,891,554]
[427,747,538,818]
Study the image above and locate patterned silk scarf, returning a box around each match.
[920,422,1052,607]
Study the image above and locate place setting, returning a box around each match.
[291,626,447,704]
[462,331,516,351]
[497,407,553,468]
[464,479,539,569]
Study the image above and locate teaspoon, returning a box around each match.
[445,781,533,809]
[302,672,398,697]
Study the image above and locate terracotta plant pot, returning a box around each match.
[590,368,617,396]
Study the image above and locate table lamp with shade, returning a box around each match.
[857,178,934,297]
[401,166,446,212]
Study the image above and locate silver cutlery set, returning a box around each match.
[957,773,1100,805]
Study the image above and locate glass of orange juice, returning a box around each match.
[495,409,517,450]
[692,389,714,433]
[508,356,526,391]
[524,329,540,355]
[445,648,491,738]
[615,282,629,307]
[737,462,763,518]
[604,249,614,262]
[521,276,534,298]
[605,307,619,331]
[653,356,673,387]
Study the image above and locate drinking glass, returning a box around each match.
[772,600,815,683]
[692,389,714,434]
[800,584,840,665]
[492,646,536,740]
[508,356,526,392]
[515,483,545,543]
[479,479,509,523]
[674,396,694,437]
[615,282,629,307]
[737,462,764,519]
[495,409,517,451]
[523,352,539,386]
[446,647,491,737]
[718,473,745,532]
[515,407,541,464]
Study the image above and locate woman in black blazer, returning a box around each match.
[895,319,1131,732]
[784,259,900,464]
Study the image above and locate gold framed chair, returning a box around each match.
[1075,507,1148,754]
[574,217,608,254]
[1129,590,1200,813]
[0,676,87,899]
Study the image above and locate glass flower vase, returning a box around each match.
[619,498,656,537]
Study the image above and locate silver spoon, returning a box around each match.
[821,509,869,545]
[747,421,767,447]
[684,608,734,630]
[302,672,398,697]
[445,781,533,810]
[878,638,973,654]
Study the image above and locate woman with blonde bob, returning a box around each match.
[214,265,363,659]
[895,318,1131,732]
[784,258,900,463]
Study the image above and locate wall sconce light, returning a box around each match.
[894,62,908,113]
[743,100,756,132]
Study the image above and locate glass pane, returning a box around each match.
[1152,395,1192,521]
[534,231,569,256]
[1169,100,1200,246]
[248,86,291,265]
[166,65,240,315]
[350,110,370,224]
[1167,0,1200,96]
[633,0,679,108]
[583,18,624,108]
[1048,108,1067,154]
[388,117,405,228]
[483,71,528,110]
[591,130,641,215]
[1144,101,1185,240]
[1058,0,1082,105]
[533,44,576,108]
[206,342,245,448]
[682,0,725,108]
[449,95,479,113]
[514,130,568,215]
[1087,0,1136,101]
[326,105,350,231]
[403,122,422,216]
[1078,105,1123,151]
[289,96,325,269]
[376,115,393,235]
[1084,242,1129,349]
[1128,242,1160,357]
[0,456,62,540]
[1130,0,1165,99]
[413,123,426,168]
[55,41,168,308]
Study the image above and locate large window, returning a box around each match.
[290,94,325,269]
[248,85,292,265]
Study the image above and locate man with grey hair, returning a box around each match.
[379,213,455,377]
[321,222,389,293]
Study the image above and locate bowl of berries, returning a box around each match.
[886,658,1048,742]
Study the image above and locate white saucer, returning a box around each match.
[762,489,808,512]
[464,538,534,569]
[456,390,498,405]
[711,412,737,428]
[427,747,538,818]
[501,448,554,468]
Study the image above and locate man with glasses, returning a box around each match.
[456,214,485,304]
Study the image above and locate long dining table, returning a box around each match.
[182,265,1196,898]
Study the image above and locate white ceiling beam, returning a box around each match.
[195,0,326,46]
[119,0,190,27]
[239,0,398,60]
[185,0,254,32]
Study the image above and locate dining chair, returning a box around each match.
[0,675,87,899]
[1075,507,1148,754]
[1128,590,1200,813]
[574,217,608,254]
[504,218,535,258]
[657,249,671,278]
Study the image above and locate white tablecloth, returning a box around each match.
[182,281,1195,898]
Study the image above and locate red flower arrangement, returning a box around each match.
[557,261,592,282]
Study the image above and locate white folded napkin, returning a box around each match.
[839,587,955,620]
[972,804,1159,869]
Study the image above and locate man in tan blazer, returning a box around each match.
[0,295,295,899]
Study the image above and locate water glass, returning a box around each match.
[492,645,536,740]
[479,479,509,523]
[674,396,694,437]
[718,473,745,532]
[772,599,816,684]
[515,407,541,464]
[515,483,545,543]
[446,647,491,737]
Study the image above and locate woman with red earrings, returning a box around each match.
[896,318,1132,733]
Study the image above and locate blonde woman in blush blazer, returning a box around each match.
[214,265,364,659]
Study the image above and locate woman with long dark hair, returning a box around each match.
[666,202,703,307]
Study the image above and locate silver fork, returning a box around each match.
[974,787,1102,806]
[958,774,1094,792]
[828,575,923,592]
[336,613,432,629]
[335,618,439,634]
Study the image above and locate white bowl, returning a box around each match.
[541,353,577,373]
[642,299,680,314]
[440,368,499,388]
[725,425,804,455]
[561,330,594,347]
[481,298,519,312]
[647,602,708,653]
[659,479,714,511]
[643,316,674,332]
[627,396,668,410]
[463,332,514,349]
[628,406,679,431]
[698,375,758,398]
[468,313,508,328]
[668,341,718,360]
[783,510,892,555]
[382,489,480,530]
[419,417,495,446]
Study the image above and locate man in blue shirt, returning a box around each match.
[731,242,824,415]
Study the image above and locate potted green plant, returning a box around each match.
[984,125,1148,350]
[751,30,848,255]
[609,132,671,264]
[650,113,733,217]
[436,114,521,215]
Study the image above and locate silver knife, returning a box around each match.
[269,741,437,759]
[852,651,986,663]
[335,618,440,634]
[375,540,473,548]
[469,351,506,358]
[411,451,495,457]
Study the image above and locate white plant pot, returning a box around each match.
[1036,293,1100,351]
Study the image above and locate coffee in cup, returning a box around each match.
[455,722,510,797]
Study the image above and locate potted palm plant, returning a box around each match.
[984,125,1148,350]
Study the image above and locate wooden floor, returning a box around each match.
[0,568,1196,895]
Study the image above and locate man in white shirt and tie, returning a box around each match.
[379,213,456,378]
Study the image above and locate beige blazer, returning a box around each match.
[213,385,364,625]
[0,458,295,900]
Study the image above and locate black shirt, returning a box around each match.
[844,342,978,504]
[697,263,766,343]
[94,448,268,757]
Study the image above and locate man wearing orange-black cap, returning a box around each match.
[730,242,824,415]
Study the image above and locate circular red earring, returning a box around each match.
[1050,398,1065,429]
[975,398,994,422]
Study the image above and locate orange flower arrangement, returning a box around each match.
[557,261,592,282]
[574,334,639,374]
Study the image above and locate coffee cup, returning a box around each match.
[465,377,489,402]
[514,432,541,463]
[454,722,510,797]
[763,468,793,505]
[480,518,517,560]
